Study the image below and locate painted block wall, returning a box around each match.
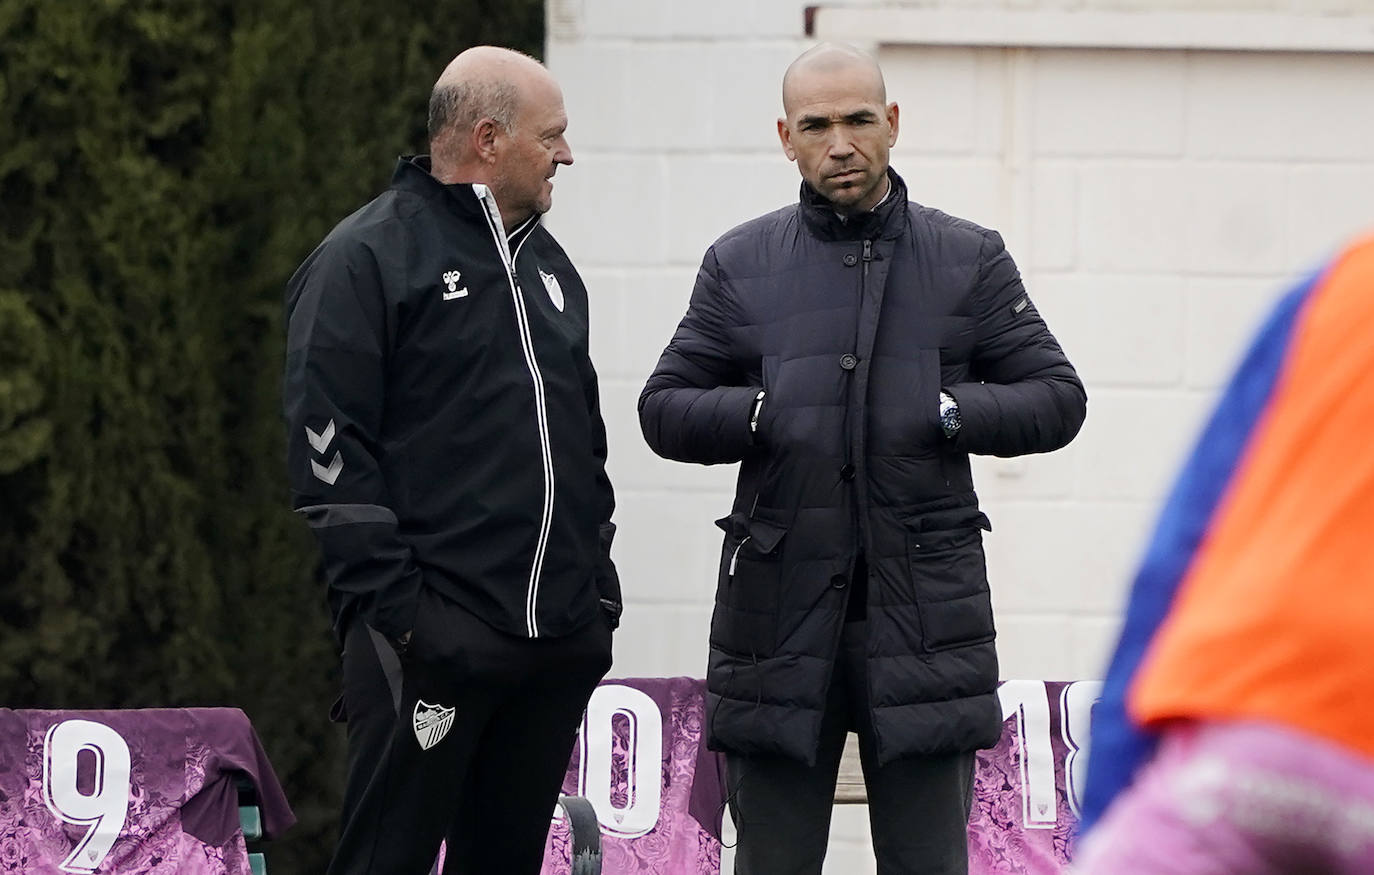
[543,1,1374,868]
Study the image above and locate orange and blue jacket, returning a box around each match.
[1081,233,1374,831]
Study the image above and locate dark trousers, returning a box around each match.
[727,621,976,875]
[328,586,613,875]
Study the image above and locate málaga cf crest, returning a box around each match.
[540,268,565,312]
[412,700,455,751]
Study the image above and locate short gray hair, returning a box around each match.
[427,76,521,144]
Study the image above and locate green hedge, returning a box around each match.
[0,1,541,869]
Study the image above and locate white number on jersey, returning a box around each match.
[42,719,132,873]
[577,684,664,839]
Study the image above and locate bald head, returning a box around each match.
[428,46,553,156]
[426,46,573,228]
[782,43,886,116]
[776,43,898,216]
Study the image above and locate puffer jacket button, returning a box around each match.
[830,573,848,589]
[839,463,855,481]
[839,353,858,371]
[843,253,858,267]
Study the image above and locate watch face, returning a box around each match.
[940,404,961,437]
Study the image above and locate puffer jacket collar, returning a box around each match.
[798,167,909,242]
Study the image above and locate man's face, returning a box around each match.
[778,64,898,214]
[492,76,573,224]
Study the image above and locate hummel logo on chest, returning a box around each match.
[442,270,468,301]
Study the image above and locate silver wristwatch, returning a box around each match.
[938,391,961,439]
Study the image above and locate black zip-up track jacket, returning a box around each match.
[284,156,619,642]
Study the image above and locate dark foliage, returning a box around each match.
[0,1,542,869]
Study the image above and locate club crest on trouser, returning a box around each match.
[540,268,565,312]
[412,700,455,750]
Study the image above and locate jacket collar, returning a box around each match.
[390,155,539,249]
[798,167,908,242]
[391,155,485,217]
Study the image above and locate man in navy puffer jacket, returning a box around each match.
[640,43,1086,874]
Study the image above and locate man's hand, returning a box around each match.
[599,598,622,630]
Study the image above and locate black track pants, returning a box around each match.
[726,620,976,875]
[328,586,613,875]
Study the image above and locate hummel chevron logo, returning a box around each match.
[306,419,343,485]
[310,451,343,485]
[305,419,335,453]
[442,270,468,301]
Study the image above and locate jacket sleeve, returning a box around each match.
[282,237,422,641]
[945,231,1087,457]
[638,248,763,464]
[582,349,622,628]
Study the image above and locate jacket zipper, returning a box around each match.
[850,239,874,590]
[474,186,553,639]
[851,240,872,479]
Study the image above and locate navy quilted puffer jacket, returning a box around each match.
[639,169,1086,765]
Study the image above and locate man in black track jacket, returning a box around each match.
[283,46,617,875]
[640,44,1086,874]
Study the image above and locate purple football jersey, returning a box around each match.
[532,679,1097,874]
[0,708,293,874]
[540,677,722,875]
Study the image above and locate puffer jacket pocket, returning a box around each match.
[906,508,995,653]
[709,509,790,659]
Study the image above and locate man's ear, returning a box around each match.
[777,118,797,162]
[474,118,501,164]
[887,102,900,148]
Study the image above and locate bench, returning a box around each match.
[235,776,269,874]
[834,734,867,804]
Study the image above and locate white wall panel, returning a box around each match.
[547,3,1374,867]
[1031,50,1187,157]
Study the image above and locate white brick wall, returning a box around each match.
[544,0,1374,868]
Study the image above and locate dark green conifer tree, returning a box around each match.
[0,2,542,868]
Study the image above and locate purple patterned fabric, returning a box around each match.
[968,681,1091,872]
[542,677,721,875]
[539,679,1095,875]
[0,708,294,875]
